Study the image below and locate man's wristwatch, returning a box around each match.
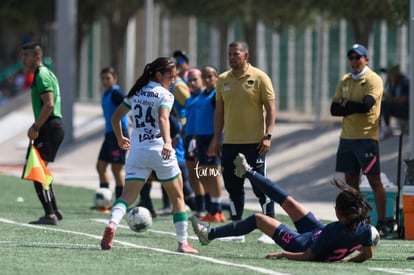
[264,133,272,140]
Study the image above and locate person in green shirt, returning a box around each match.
[22,41,64,225]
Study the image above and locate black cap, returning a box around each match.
[173,50,189,63]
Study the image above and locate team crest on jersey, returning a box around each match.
[223,83,230,92]
[342,84,349,93]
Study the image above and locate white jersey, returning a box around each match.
[123,81,174,150]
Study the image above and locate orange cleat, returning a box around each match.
[177,242,198,254]
[199,212,226,223]
[100,222,116,250]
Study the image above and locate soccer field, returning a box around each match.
[0,174,413,275]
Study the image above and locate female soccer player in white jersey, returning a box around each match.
[100,57,198,254]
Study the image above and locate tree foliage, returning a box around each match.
[0,0,55,34]
[76,0,144,75]
[159,0,317,67]
[0,0,410,72]
[312,0,409,45]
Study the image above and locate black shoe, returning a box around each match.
[55,209,63,221]
[29,214,58,225]
[376,221,391,237]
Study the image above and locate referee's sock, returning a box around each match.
[33,181,55,216]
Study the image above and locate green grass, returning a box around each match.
[0,174,413,275]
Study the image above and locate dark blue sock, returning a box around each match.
[195,194,205,212]
[115,185,123,199]
[138,183,154,213]
[185,197,196,211]
[209,215,257,240]
[204,194,211,213]
[245,171,288,205]
[100,182,109,188]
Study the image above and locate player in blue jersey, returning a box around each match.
[192,153,377,262]
[185,68,207,217]
[96,67,129,210]
[195,66,226,223]
[100,57,198,254]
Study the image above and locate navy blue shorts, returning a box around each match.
[98,130,128,164]
[34,117,64,162]
[335,139,381,175]
[196,135,220,166]
[184,135,197,161]
[274,212,325,252]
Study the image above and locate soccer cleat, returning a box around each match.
[96,207,111,214]
[55,209,63,221]
[199,212,226,223]
[155,206,173,216]
[177,242,198,254]
[190,216,211,245]
[218,212,226,223]
[101,222,117,250]
[376,221,392,237]
[29,214,58,225]
[233,153,252,178]
[194,211,207,218]
[257,233,274,244]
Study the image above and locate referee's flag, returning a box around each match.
[22,144,53,190]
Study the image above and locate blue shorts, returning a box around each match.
[196,135,220,166]
[98,130,128,164]
[273,212,325,252]
[335,139,381,175]
[184,135,197,161]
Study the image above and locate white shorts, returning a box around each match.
[125,148,181,182]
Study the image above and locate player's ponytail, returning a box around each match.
[127,57,176,98]
[332,179,372,230]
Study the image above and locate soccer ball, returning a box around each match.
[127,206,152,233]
[93,188,113,208]
[370,225,380,246]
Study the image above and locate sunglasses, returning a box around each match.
[348,55,362,61]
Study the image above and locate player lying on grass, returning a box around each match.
[191,153,379,262]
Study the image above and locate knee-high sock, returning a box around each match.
[109,200,128,225]
[185,196,196,211]
[210,197,222,214]
[138,183,154,213]
[245,171,288,205]
[115,185,123,199]
[33,181,54,216]
[48,183,59,211]
[173,212,188,244]
[195,194,205,213]
[209,215,257,240]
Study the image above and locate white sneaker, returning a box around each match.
[257,233,274,244]
[190,216,211,245]
[233,153,252,178]
[216,235,246,243]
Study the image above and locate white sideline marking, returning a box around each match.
[92,218,198,240]
[0,217,288,275]
[0,240,99,248]
[369,268,414,274]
